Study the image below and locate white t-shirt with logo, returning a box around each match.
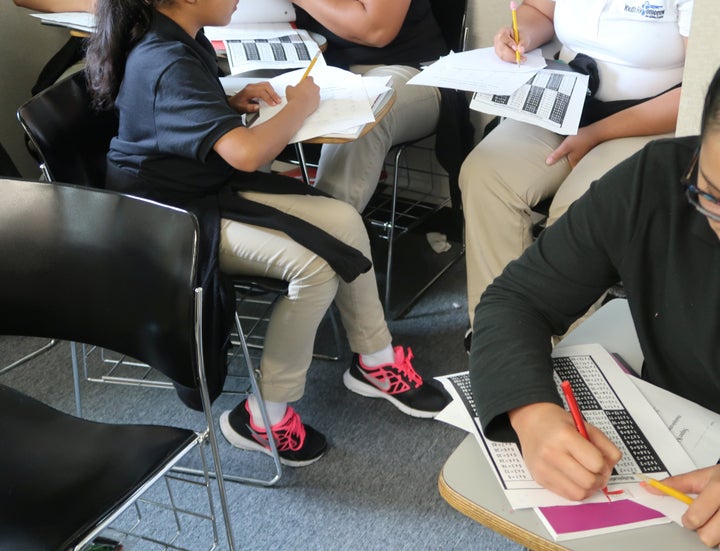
[553,0,693,101]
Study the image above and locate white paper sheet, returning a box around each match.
[408,47,546,95]
[30,12,95,33]
[469,69,588,135]
[248,66,377,143]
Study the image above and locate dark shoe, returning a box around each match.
[464,327,472,356]
[344,346,448,418]
[220,400,327,467]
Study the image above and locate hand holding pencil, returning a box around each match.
[508,400,621,502]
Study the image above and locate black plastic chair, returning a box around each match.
[0,177,235,550]
[17,70,285,486]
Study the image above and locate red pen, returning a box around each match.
[561,380,589,438]
[560,380,620,499]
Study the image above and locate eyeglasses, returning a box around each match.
[681,147,720,222]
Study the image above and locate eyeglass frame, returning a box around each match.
[681,147,720,222]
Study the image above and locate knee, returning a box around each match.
[459,146,500,205]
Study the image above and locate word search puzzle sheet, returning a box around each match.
[439,344,696,509]
[470,69,588,135]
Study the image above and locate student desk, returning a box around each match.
[438,435,708,550]
[294,91,396,185]
[438,299,708,550]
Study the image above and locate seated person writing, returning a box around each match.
[85,0,447,467]
[460,0,691,346]
[469,65,720,548]
[292,0,449,211]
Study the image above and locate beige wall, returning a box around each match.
[676,0,720,137]
[0,4,67,177]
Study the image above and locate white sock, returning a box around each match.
[359,344,394,367]
[247,395,287,429]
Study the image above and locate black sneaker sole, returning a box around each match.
[342,369,441,419]
[219,411,325,467]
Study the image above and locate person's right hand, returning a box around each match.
[509,402,622,501]
[493,26,527,64]
[285,76,320,118]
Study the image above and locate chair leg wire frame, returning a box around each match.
[364,139,463,318]
[0,338,57,376]
[92,434,222,551]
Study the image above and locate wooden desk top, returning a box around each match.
[439,434,707,551]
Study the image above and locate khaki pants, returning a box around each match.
[219,191,391,402]
[313,64,442,212]
[460,118,669,325]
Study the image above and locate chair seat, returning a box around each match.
[0,384,197,551]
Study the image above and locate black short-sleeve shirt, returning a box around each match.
[107,12,242,201]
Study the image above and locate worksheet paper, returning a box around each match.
[435,343,696,510]
[30,12,95,33]
[470,68,588,135]
[223,29,321,75]
[246,66,380,143]
[407,47,546,95]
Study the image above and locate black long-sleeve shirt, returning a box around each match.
[471,136,720,441]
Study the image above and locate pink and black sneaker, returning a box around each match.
[343,346,448,418]
[219,400,326,467]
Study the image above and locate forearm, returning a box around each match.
[586,87,681,145]
[14,0,94,12]
[292,0,410,47]
[516,0,556,51]
[215,101,311,172]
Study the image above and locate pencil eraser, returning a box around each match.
[510,1,517,9]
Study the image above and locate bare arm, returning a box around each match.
[213,78,320,173]
[292,0,411,47]
[546,37,687,167]
[494,0,555,63]
[14,0,95,12]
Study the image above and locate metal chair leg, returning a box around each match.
[0,338,57,376]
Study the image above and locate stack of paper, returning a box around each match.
[408,46,589,135]
[223,66,391,143]
[30,12,95,33]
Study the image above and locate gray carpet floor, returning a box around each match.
[0,258,521,551]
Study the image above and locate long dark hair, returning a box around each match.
[85,0,171,109]
[701,65,720,138]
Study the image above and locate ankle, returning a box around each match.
[359,344,394,367]
[246,397,287,429]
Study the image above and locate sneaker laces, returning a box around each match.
[392,346,423,388]
[247,403,306,452]
[359,346,424,394]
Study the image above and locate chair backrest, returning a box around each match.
[16,71,118,187]
[0,177,201,389]
[430,0,468,53]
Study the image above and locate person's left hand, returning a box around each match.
[545,126,599,169]
[228,82,282,114]
[644,465,720,548]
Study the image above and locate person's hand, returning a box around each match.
[285,76,320,118]
[228,82,282,114]
[509,402,622,501]
[545,126,600,168]
[493,26,528,64]
[644,466,720,548]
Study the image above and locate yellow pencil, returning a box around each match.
[510,1,520,66]
[636,473,695,505]
[299,50,321,83]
